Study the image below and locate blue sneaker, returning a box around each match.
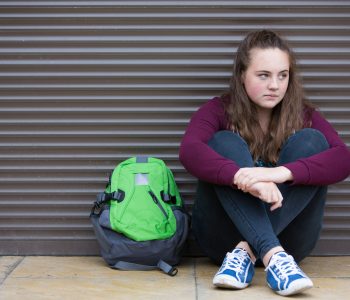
[265,252,313,296]
[213,248,255,289]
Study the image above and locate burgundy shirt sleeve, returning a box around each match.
[283,110,350,185]
[179,97,240,186]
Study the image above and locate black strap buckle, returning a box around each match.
[161,191,177,205]
[111,189,125,202]
[91,189,125,216]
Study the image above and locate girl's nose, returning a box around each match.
[268,77,279,90]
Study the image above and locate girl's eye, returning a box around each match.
[259,74,268,79]
[279,73,289,80]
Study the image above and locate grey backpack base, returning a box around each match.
[90,206,189,276]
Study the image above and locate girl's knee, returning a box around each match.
[295,128,328,149]
[279,128,329,164]
[208,130,246,150]
[207,131,253,166]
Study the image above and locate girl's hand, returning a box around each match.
[233,166,293,191]
[244,181,283,211]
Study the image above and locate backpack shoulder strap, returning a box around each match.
[111,260,178,276]
[165,167,182,206]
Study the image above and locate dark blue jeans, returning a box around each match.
[192,129,329,265]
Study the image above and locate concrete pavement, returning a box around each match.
[0,256,349,299]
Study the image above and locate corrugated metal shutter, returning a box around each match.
[0,1,349,255]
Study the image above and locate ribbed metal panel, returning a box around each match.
[0,0,349,255]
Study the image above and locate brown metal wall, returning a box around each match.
[0,1,349,255]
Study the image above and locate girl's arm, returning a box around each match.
[283,110,350,185]
[179,98,240,186]
[233,110,350,188]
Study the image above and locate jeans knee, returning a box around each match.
[279,128,329,164]
[207,131,253,167]
[208,130,243,149]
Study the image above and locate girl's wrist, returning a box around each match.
[277,166,293,182]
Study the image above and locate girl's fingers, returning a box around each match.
[270,195,283,211]
[270,203,279,211]
[237,176,258,191]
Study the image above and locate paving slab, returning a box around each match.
[0,256,196,300]
[0,256,349,300]
[300,256,350,278]
[0,256,24,285]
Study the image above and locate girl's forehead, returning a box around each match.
[248,48,290,70]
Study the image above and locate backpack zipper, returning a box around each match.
[148,190,168,219]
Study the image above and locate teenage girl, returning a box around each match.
[179,30,350,296]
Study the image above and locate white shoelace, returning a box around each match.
[220,250,248,274]
[269,254,302,279]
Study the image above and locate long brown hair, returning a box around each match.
[223,29,313,164]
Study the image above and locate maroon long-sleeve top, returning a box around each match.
[179,97,350,186]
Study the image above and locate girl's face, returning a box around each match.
[242,48,290,113]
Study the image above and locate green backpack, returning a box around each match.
[91,156,189,275]
[96,156,183,241]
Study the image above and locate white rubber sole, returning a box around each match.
[213,274,249,289]
[272,278,314,296]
